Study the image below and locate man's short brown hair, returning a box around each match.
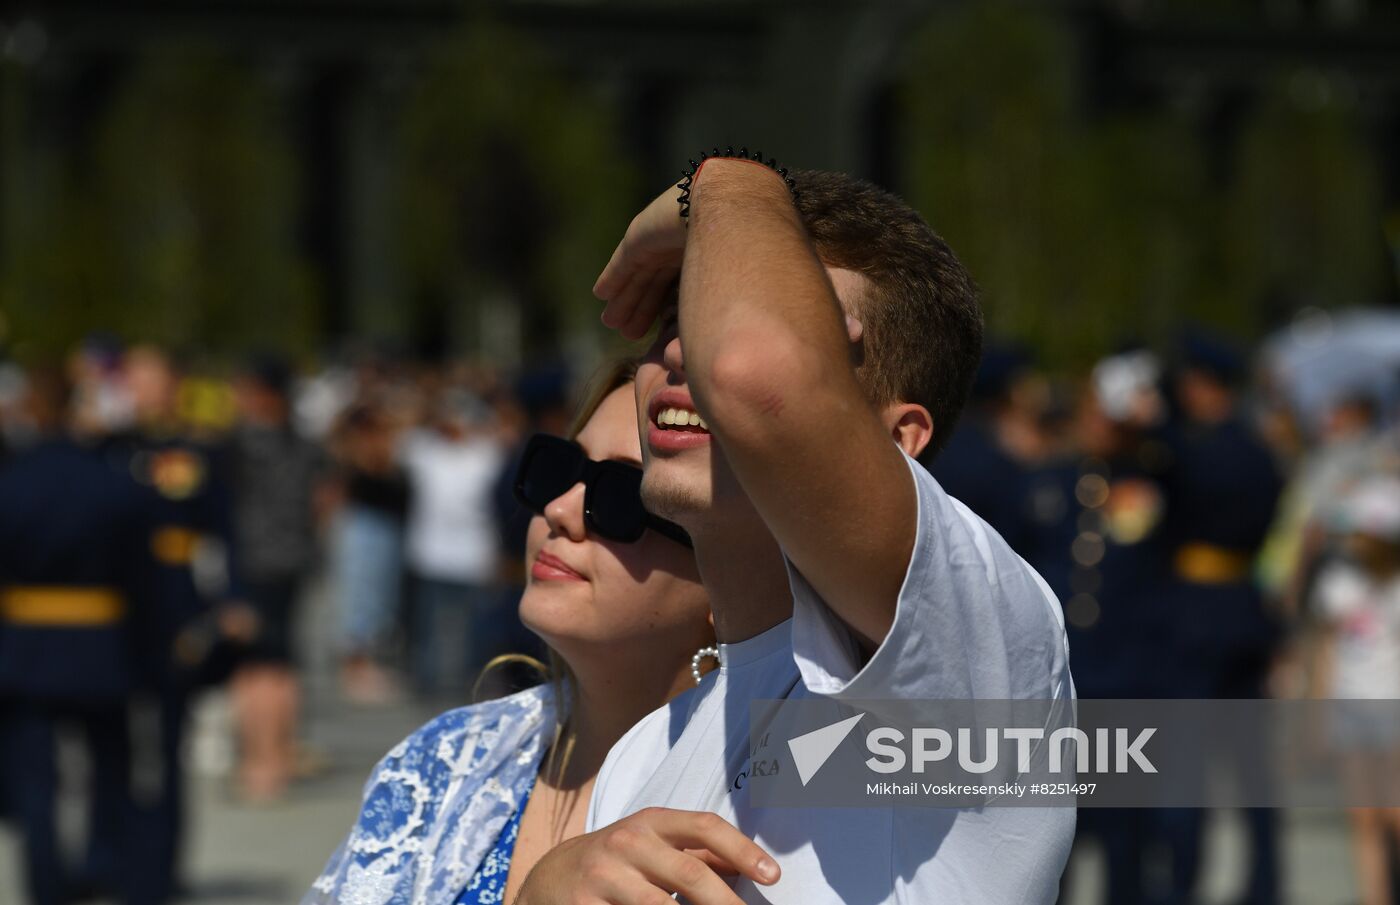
[793,170,983,458]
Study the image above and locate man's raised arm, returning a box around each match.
[596,159,926,652]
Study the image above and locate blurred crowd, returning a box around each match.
[1,316,1400,905]
[925,324,1400,905]
[0,339,572,905]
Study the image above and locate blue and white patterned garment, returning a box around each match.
[304,684,556,905]
[454,775,534,904]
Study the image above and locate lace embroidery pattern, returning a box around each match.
[454,776,534,904]
[304,685,555,905]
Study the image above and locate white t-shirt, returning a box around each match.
[1316,562,1400,700]
[400,431,505,584]
[588,452,1076,905]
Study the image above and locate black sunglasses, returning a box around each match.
[513,434,691,548]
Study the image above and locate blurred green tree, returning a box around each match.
[899,3,1387,366]
[1221,74,1386,322]
[901,2,1074,356]
[900,3,1208,366]
[397,18,637,361]
[0,52,316,361]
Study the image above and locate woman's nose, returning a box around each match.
[542,482,588,541]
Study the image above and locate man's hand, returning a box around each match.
[595,189,687,341]
[513,807,778,905]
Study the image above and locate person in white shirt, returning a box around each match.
[400,397,507,695]
[1312,475,1400,905]
[515,160,1074,905]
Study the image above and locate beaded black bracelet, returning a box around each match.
[676,147,799,222]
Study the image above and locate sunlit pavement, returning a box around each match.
[0,579,1367,904]
[179,688,439,904]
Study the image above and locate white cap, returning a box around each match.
[1092,350,1161,424]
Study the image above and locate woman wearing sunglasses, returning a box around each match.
[305,359,714,905]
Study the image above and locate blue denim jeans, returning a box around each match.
[333,506,403,655]
[410,576,503,696]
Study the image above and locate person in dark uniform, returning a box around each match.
[102,346,234,904]
[0,405,10,467]
[0,367,155,905]
[1028,350,1175,905]
[922,342,1040,550]
[1159,331,1285,905]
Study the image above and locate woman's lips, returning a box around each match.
[532,550,588,582]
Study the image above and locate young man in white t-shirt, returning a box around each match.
[516,162,1074,905]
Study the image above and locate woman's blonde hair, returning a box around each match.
[473,356,642,794]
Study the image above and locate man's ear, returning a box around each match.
[886,403,934,459]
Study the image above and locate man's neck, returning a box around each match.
[691,519,792,644]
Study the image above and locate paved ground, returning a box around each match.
[0,581,1366,904]
[177,689,440,904]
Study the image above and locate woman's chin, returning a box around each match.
[518,596,601,651]
[521,618,637,666]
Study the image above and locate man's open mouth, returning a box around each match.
[654,405,710,433]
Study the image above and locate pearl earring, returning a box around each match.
[691,645,720,685]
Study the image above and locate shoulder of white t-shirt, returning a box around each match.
[591,685,702,828]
